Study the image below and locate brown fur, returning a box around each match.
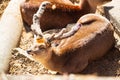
[28,14,114,73]
[20,0,111,31]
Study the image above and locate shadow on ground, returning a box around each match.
[81,47,120,76]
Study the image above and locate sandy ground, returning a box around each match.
[1,0,120,77]
[0,0,9,17]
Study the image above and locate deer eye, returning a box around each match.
[38,45,46,49]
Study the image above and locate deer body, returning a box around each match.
[27,14,114,73]
[20,0,111,31]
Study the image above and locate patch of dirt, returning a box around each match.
[0,0,10,17]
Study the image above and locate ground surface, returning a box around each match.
[1,0,120,77]
[0,0,9,17]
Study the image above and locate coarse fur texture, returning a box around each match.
[27,14,115,73]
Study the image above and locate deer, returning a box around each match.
[15,1,115,73]
[20,0,112,31]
